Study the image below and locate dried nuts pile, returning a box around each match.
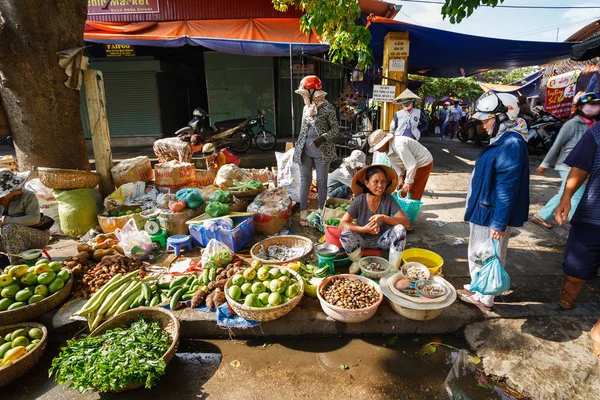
[72,255,146,298]
[321,278,380,309]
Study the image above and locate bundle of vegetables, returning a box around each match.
[75,270,161,331]
[327,203,350,212]
[49,317,171,393]
[205,201,230,217]
[69,255,146,299]
[208,189,234,204]
[226,261,301,308]
[190,252,243,309]
[229,180,264,191]
[325,218,341,226]
[292,262,329,298]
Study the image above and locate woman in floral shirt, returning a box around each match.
[293,76,340,226]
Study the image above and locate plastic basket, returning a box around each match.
[393,193,423,225]
[188,213,255,252]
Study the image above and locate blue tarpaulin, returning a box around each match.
[367,17,576,78]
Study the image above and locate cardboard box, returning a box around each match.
[111,156,154,187]
[322,198,352,222]
[195,169,216,187]
[154,162,195,189]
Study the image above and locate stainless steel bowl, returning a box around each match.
[314,243,340,256]
[414,280,448,299]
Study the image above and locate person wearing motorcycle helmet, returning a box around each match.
[390,89,428,141]
[459,91,530,310]
[293,75,340,226]
[437,101,450,140]
[153,133,203,163]
[532,92,600,230]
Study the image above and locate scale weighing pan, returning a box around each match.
[314,243,339,257]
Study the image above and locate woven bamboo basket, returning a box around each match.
[0,275,73,325]
[37,167,100,190]
[230,187,265,198]
[90,307,180,392]
[224,267,304,322]
[250,235,313,265]
[0,322,48,387]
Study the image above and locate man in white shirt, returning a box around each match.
[447,100,464,140]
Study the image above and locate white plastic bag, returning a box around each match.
[372,151,393,168]
[25,178,62,235]
[275,148,301,203]
[201,238,233,265]
[114,219,152,259]
[103,181,146,209]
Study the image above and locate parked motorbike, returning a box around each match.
[335,106,373,157]
[238,109,277,150]
[527,111,563,151]
[175,108,252,153]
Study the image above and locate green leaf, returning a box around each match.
[467,353,482,365]
[339,363,349,370]
[418,343,437,356]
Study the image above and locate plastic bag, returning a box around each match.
[372,151,393,168]
[208,189,233,204]
[114,219,152,259]
[214,164,252,190]
[204,217,234,233]
[469,239,511,296]
[206,201,230,217]
[445,350,477,399]
[201,238,233,266]
[176,188,204,209]
[25,178,62,235]
[54,189,98,238]
[275,149,301,203]
[103,181,146,209]
[156,192,176,209]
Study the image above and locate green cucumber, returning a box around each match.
[208,269,217,282]
[170,287,185,310]
[158,281,170,290]
[149,293,160,307]
[201,269,209,285]
[186,276,195,286]
[182,293,194,301]
[129,294,143,309]
[170,276,187,289]
[167,286,180,298]
[141,283,152,302]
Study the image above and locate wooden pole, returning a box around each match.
[381,32,409,131]
[83,69,114,197]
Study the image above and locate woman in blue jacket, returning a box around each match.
[460,92,530,310]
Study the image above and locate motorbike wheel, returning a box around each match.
[255,130,277,150]
[230,130,252,153]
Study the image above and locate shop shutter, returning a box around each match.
[101,71,161,137]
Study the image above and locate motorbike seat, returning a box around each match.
[215,118,248,132]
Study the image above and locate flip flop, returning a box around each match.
[558,285,577,309]
[458,291,493,311]
[531,214,552,229]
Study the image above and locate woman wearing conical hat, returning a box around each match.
[389,88,428,141]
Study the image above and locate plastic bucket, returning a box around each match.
[401,248,444,275]
[324,225,343,249]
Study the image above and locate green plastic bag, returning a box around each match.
[205,201,230,218]
[209,190,233,204]
[54,189,99,238]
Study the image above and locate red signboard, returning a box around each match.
[88,0,160,15]
[544,70,580,118]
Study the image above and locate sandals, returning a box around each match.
[531,214,552,229]
[558,285,577,309]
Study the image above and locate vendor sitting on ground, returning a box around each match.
[0,170,50,265]
[153,133,204,163]
[339,165,409,273]
[327,150,366,199]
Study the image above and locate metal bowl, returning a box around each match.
[400,262,431,282]
[414,279,448,299]
[314,243,339,257]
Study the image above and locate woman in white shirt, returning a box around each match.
[389,89,428,141]
[368,129,433,201]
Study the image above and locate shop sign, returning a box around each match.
[544,70,580,118]
[104,44,136,57]
[388,40,409,58]
[88,0,160,15]
[372,85,396,102]
[292,64,314,76]
[389,59,405,72]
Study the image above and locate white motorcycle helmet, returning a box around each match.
[472,91,518,121]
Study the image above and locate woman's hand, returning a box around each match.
[362,221,380,235]
[401,183,412,196]
[490,228,505,240]
[536,166,547,176]
[369,214,387,224]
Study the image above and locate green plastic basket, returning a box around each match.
[393,193,423,225]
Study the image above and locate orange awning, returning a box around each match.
[84,18,328,56]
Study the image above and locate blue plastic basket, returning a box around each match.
[392,193,423,225]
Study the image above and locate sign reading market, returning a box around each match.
[88,0,160,15]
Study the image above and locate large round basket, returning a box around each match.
[37,167,100,190]
[250,235,313,265]
[0,322,48,387]
[90,307,180,392]
[224,267,304,322]
[230,188,265,198]
[0,275,73,326]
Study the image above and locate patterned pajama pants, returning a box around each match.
[340,224,407,253]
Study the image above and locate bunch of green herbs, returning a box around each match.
[49,317,171,393]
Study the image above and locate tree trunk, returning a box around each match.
[0,0,90,172]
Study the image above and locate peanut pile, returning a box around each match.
[321,278,380,309]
